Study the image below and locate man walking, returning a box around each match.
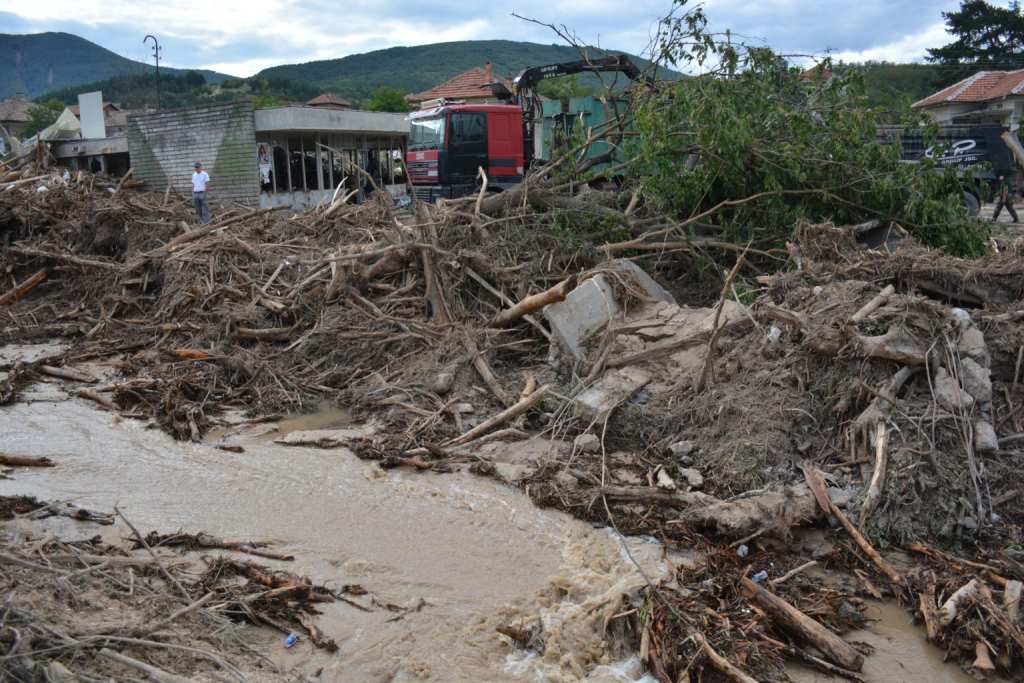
[992,174,1018,223]
[192,162,211,224]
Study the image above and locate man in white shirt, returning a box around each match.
[191,162,211,224]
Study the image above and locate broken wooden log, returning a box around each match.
[195,534,294,561]
[803,465,903,584]
[235,326,292,343]
[77,387,117,410]
[849,284,895,325]
[0,453,56,467]
[0,268,47,305]
[490,275,577,328]
[741,576,864,672]
[40,365,98,383]
[939,579,980,628]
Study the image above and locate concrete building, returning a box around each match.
[914,70,1024,131]
[119,99,408,212]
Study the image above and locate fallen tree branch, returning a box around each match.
[490,275,577,328]
[0,268,47,305]
[444,384,551,448]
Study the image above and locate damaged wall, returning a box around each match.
[127,100,258,205]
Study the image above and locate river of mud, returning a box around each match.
[0,388,989,682]
[0,397,666,682]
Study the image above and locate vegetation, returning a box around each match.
[364,86,411,113]
[255,40,661,104]
[535,74,596,104]
[624,0,985,256]
[927,0,1024,86]
[19,98,65,138]
[0,32,229,99]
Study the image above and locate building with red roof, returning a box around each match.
[406,62,512,108]
[913,70,1024,130]
[306,94,351,111]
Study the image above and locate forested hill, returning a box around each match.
[1,32,230,98]
[255,40,663,102]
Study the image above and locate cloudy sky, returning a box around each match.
[0,0,978,76]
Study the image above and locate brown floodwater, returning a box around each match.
[0,398,666,682]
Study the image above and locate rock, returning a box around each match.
[975,420,999,453]
[573,367,652,424]
[554,471,579,488]
[933,367,975,412]
[454,403,475,414]
[678,468,704,490]
[959,357,992,405]
[656,468,677,490]
[613,470,643,485]
[962,516,979,532]
[837,601,861,620]
[957,327,989,366]
[827,486,856,509]
[427,366,457,395]
[574,433,601,454]
[543,260,675,363]
[668,440,695,457]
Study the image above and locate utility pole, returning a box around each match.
[143,35,162,110]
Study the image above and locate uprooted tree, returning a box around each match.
[535,0,988,257]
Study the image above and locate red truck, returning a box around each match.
[406,103,525,203]
[406,55,653,203]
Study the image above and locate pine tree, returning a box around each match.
[927,0,1024,86]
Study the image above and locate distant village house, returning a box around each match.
[914,70,1024,131]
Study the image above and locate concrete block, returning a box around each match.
[573,366,651,424]
[544,260,675,364]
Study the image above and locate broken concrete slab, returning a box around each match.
[275,424,378,447]
[543,260,675,364]
[574,366,652,424]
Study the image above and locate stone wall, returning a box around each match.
[126,100,258,205]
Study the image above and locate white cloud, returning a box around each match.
[2,0,966,76]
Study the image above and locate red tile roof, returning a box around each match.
[406,67,512,103]
[798,66,833,83]
[913,70,1024,108]
[67,102,120,116]
[306,93,351,107]
[0,97,36,123]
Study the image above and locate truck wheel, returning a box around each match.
[962,191,980,217]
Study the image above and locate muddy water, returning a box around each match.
[0,400,663,682]
[788,600,983,683]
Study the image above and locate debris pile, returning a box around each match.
[3,149,1024,681]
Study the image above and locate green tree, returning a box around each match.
[364,86,411,112]
[184,70,207,88]
[536,74,596,104]
[927,0,1024,85]
[625,0,984,255]
[19,99,66,138]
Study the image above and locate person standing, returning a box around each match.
[192,162,211,224]
[992,174,1019,223]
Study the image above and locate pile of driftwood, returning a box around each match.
[5,149,1024,681]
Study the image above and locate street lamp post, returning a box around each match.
[143,35,162,110]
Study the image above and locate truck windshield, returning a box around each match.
[409,115,446,149]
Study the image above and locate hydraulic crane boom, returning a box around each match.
[488,54,655,168]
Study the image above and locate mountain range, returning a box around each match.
[254,40,662,102]
[1,32,229,98]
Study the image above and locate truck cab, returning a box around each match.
[407,103,524,203]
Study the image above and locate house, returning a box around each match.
[306,94,351,111]
[68,101,122,119]
[0,93,36,138]
[66,102,142,135]
[913,70,1024,131]
[406,62,512,108]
